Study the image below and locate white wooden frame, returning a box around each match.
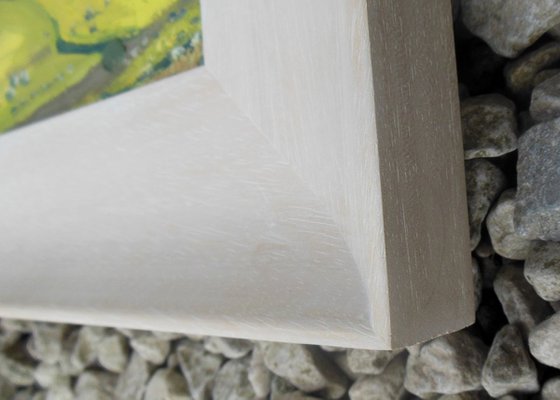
[0,0,473,349]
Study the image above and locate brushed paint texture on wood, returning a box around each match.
[0,0,473,349]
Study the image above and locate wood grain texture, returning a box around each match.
[0,68,381,348]
[366,0,474,347]
[203,0,473,347]
[202,0,390,342]
[0,0,473,349]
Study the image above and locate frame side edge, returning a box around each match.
[366,0,475,348]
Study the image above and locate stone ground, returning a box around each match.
[3,0,560,399]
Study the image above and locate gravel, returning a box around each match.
[2,1,560,399]
[486,189,534,260]
[203,337,254,360]
[345,349,399,375]
[504,42,560,98]
[461,0,560,57]
[542,376,560,400]
[524,241,560,301]
[516,117,560,240]
[176,340,222,400]
[212,357,255,400]
[144,368,190,400]
[263,343,348,399]
[96,332,129,373]
[493,264,552,335]
[130,332,171,365]
[531,71,560,121]
[465,159,507,249]
[460,94,518,160]
[404,331,488,398]
[528,312,560,369]
[348,353,407,400]
[481,324,539,397]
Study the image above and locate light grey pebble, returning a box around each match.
[75,371,117,400]
[472,258,483,308]
[70,326,106,371]
[45,380,73,400]
[97,332,129,373]
[405,343,423,359]
[270,375,298,400]
[331,351,360,381]
[533,68,560,88]
[0,330,20,352]
[404,330,488,398]
[320,346,345,352]
[177,340,222,400]
[494,264,552,335]
[152,331,186,341]
[524,241,560,301]
[465,159,507,250]
[58,329,83,376]
[439,391,490,399]
[167,352,179,369]
[486,189,534,260]
[528,312,560,369]
[264,343,348,399]
[346,348,399,375]
[248,344,271,398]
[0,375,15,400]
[33,363,68,388]
[115,328,135,338]
[115,352,154,400]
[0,319,32,334]
[542,376,560,400]
[144,368,190,400]
[0,353,35,386]
[186,335,205,342]
[481,324,539,397]
[273,394,321,400]
[27,322,67,364]
[504,42,560,96]
[461,0,560,57]
[460,94,517,160]
[204,337,253,359]
[212,357,256,400]
[130,332,170,365]
[348,353,407,400]
[515,117,560,240]
[12,388,37,400]
[531,72,560,122]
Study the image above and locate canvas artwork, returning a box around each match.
[0,0,202,133]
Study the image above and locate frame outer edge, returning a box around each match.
[366,0,475,347]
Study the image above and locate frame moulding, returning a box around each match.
[0,0,473,349]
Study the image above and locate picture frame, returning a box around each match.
[0,0,473,349]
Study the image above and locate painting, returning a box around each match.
[0,0,202,133]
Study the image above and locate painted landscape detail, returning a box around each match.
[0,0,202,133]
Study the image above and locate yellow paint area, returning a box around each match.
[86,1,202,100]
[0,0,202,133]
[36,0,179,44]
[0,0,101,132]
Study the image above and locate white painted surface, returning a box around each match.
[0,0,473,349]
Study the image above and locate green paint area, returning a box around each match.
[0,0,202,133]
